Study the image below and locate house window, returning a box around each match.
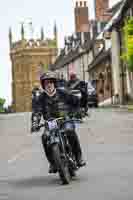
[131,8,133,17]
[128,8,133,18]
[129,8,132,17]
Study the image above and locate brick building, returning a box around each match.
[74,0,89,33]
[9,24,58,112]
[94,0,111,22]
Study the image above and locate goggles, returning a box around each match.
[43,79,54,85]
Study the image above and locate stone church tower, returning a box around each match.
[9,23,58,112]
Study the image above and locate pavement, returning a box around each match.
[100,104,133,111]
[0,109,133,200]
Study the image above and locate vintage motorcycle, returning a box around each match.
[33,116,82,184]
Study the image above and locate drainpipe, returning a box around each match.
[117,28,125,105]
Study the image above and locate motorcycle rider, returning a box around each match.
[67,73,80,89]
[31,71,86,173]
[67,73,88,113]
[31,86,42,130]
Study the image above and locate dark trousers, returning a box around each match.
[41,130,82,165]
[66,130,82,161]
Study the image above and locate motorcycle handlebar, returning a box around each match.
[37,117,64,129]
[37,117,83,129]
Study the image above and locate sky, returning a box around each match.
[0,0,119,106]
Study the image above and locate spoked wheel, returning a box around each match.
[52,144,70,184]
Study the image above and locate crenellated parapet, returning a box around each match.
[9,23,58,52]
[10,38,57,52]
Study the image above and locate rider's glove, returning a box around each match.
[31,122,40,133]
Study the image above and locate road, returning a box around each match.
[0,108,133,200]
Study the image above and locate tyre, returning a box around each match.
[69,168,76,177]
[52,144,70,184]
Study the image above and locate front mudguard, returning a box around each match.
[46,130,60,147]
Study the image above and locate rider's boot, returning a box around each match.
[48,164,57,174]
[72,132,86,167]
[67,130,86,167]
[76,155,86,167]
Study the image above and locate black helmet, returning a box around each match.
[40,71,57,89]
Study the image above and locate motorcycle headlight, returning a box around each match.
[36,92,40,97]
[47,120,58,131]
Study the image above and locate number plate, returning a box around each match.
[48,120,58,130]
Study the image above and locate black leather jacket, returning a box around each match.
[67,80,88,109]
[38,88,81,120]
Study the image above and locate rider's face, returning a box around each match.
[44,79,55,93]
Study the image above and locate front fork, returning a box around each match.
[58,131,68,160]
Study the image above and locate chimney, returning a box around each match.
[94,0,111,22]
[74,0,89,33]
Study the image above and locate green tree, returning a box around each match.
[122,18,133,71]
[0,98,5,113]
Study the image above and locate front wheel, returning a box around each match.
[52,144,70,184]
[69,168,76,177]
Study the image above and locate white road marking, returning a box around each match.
[7,145,41,164]
[8,151,26,164]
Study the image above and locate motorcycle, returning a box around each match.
[35,116,82,184]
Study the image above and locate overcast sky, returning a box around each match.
[0,0,119,106]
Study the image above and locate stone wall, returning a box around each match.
[95,0,110,22]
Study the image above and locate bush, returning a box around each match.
[0,98,6,113]
[122,17,133,71]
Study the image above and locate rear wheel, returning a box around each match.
[52,144,70,184]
